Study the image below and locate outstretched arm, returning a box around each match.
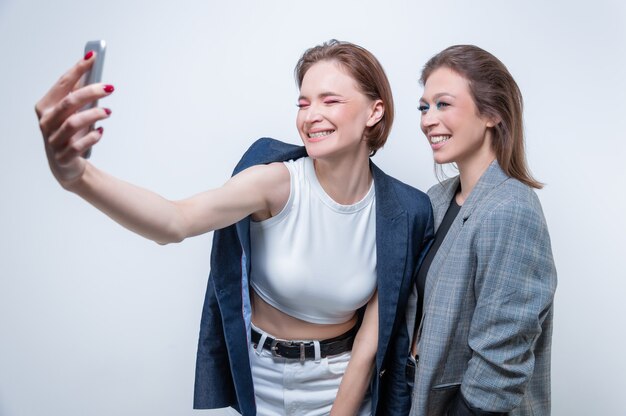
[66,162,288,244]
[331,291,379,416]
[35,52,290,244]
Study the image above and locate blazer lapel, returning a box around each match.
[423,161,509,313]
[423,178,462,316]
[456,160,509,223]
[429,177,460,230]
[371,162,408,365]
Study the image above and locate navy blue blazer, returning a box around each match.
[193,138,433,415]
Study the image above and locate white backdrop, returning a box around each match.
[1,1,625,415]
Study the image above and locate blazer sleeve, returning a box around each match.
[460,198,557,412]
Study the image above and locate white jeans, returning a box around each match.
[247,325,372,416]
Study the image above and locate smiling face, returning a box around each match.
[419,66,496,169]
[296,60,383,161]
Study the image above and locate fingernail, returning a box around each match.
[104,108,112,115]
[84,50,94,60]
[97,127,104,134]
[103,85,115,93]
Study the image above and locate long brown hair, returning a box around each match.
[295,40,394,156]
[421,45,542,189]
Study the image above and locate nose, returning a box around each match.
[303,103,323,124]
[420,109,438,133]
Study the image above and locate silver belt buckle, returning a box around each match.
[269,338,282,358]
[269,338,307,362]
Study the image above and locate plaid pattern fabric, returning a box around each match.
[410,161,557,415]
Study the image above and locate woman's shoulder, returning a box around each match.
[490,177,542,210]
[476,178,548,233]
[233,137,306,175]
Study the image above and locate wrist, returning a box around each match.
[59,161,91,193]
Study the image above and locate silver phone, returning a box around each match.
[80,40,106,158]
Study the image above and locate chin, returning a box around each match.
[433,153,453,165]
[303,140,332,157]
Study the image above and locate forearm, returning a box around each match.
[331,292,379,416]
[330,346,375,416]
[66,162,188,244]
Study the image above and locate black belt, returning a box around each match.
[251,325,357,361]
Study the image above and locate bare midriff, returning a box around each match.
[251,290,357,341]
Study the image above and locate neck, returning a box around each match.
[456,136,496,205]
[313,147,372,205]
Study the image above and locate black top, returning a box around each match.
[414,193,461,329]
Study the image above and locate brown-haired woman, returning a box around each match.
[34,40,432,415]
[405,45,557,415]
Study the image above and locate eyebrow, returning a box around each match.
[419,92,456,102]
[298,91,343,101]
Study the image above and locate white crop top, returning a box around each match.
[249,157,377,324]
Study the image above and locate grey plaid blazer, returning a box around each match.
[406,161,557,415]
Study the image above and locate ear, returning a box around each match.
[485,114,501,128]
[366,100,384,127]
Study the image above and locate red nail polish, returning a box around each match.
[97,127,104,134]
[84,50,94,60]
[103,85,115,93]
[104,108,112,115]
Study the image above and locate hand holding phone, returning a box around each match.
[35,40,113,185]
[80,40,106,158]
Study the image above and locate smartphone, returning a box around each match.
[80,40,106,158]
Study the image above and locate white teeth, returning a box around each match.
[309,130,334,139]
[430,135,451,144]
